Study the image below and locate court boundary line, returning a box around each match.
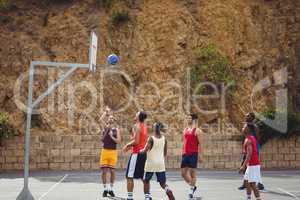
[38,174,68,200]
[277,188,300,199]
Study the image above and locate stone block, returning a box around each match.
[37,163,49,169]
[81,162,91,170]
[71,149,81,156]
[70,163,81,170]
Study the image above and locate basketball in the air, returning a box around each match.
[107,54,119,65]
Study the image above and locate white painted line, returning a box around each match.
[38,174,68,200]
[277,188,299,199]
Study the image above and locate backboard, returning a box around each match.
[89,31,98,72]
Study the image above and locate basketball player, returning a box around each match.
[123,111,148,200]
[239,113,264,191]
[141,122,175,200]
[239,124,263,200]
[99,106,121,197]
[181,114,203,199]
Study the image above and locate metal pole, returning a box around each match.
[32,67,78,108]
[17,62,35,200]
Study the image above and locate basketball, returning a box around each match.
[107,54,119,65]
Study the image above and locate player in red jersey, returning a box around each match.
[123,111,148,200]
[181,114,204,199]
[239,124,262,200]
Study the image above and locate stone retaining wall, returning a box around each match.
[0,133,299,170]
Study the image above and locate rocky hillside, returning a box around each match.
[0,0,299,136]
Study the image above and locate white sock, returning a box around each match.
[164,185,170,192]
[128,192,133,199]
[110,183,114,191]
[103,184,108,191]
[145,193,151,199]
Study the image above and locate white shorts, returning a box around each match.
[244,165,261,183]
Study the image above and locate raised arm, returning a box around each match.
[109,128,121,144]
[99,106,110,128]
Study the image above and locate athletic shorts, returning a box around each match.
[100,149,118,169]
[181,153,198,168]
[125,153,147,179]
[244,165,261,183]
[144,171,166,183]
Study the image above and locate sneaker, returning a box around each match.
[257,183,265,190]
[108,190,115,197]
[102,190,109,197]
[238,185,246,190]
[166,190,175,200]
[188,193,193,199]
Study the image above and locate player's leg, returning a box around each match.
[181,167,191,184]
[188,153,198,198]
[181,154,192,185]
[101,167,109,196]
[157,172,175,200]
[100,149,110,197]
[125,154,137,200]
[245,180,252,200]
[189,168,197,195]
[143,172,153,200]
[127,178,134,200]
[109,168,116,197]
[244,167,252,200]
[108,150,118,197]
[252,165,262,199]
[250,182,261,200]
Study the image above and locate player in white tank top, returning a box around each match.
[144,135,166,172]
[140,122,175,200]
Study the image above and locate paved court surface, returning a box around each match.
[0,170,300,200]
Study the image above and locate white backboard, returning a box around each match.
[89,31,98,72]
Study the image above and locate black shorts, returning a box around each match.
[181,153,198,168]
[125,153,147,179]
[144,171,166,183]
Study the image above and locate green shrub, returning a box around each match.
[255,108,300,145]
[190,44,234,94]
[111,8,129,26]
[0,0,12,11]
[0,112,15,143]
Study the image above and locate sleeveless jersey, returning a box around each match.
[145,136,166,172]
[102,127,118,150]
[183,128,199,155]
[132,123,148,154]
[243,135,260,166]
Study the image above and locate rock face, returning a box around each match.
[0,0,299,169]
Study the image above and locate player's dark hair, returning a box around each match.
[154,122,164,136]
[138,111,147,122]
[191,113,198,121]
[246,112,255,122]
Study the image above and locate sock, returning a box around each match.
[103,184,108,191]
[110,183,114,191]
[145,193,151,199]
[127,192,133,199]
[247,194,251,200]
[164,185,170,192]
